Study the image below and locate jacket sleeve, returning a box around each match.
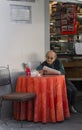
[36,64,43,70]
[58,60,65,75]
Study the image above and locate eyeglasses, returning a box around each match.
[46,56,54,60]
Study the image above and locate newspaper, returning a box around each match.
[43,66,61,75]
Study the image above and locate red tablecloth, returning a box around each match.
[14,75,70,123]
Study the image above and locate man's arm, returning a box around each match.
[36,64,43,70]
[58,60,65,75]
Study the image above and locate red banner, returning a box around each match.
[60,4,77,35]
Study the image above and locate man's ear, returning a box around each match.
[54,53,57,59]
[56,54,57,59]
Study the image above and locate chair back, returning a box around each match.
[0,65,12,91]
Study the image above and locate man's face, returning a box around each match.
[46,51,56,65]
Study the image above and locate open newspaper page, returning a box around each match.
[43,66,61,75]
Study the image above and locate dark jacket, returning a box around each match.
[36,59,65,75]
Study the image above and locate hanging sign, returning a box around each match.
[60,4,77,35]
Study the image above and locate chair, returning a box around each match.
[0,65,36,127]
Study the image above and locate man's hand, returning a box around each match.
[38,70,44,75]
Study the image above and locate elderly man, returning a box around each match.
[36,50,78,113]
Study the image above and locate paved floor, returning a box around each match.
[0,113,82,130]
[0,99,82,130]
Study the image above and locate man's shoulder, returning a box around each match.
[54,59,63,66]
[41,61,47,66]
